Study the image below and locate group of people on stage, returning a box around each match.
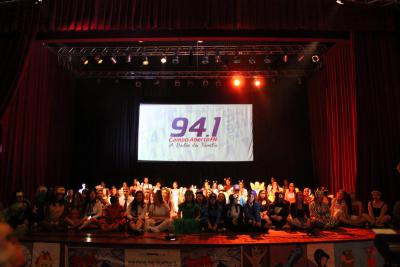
[1,177,399,235]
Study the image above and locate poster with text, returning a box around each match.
[181,246,241,267]
[307,243,335,267]
[67,246,124,267]
[125,249,180,267]
[32,242,60,267]
[138,104,253,161]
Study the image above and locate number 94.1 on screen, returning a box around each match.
[170,117,221,137]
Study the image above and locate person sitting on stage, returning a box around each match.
[174,190,200,234]
[40,187,70,232]
[282,179,290,194]
[7,190,32,235]
[130,178,141,193]
[257,190,272,226]
[161,188,176,218]
[244,190,266,231]
[288,191,311,230]
[153,182,162,193]
[363,190,391,228]
[267,181,281,203]
[127,190,147,234]
[141,177,153,191]
[266,177,276,196]
[200,193,222,232]
[98,196,126,232]
[226,194,244,231]
[145,191,173,233]
[267,192,290,230]
[224,177,233,194]
[284,183,297,204]
[238,180,248,205]
[330,190,352,225]
[195,190,208,210]
[211,180,219,195]
[303,188,313,218]
[65,191,84,229]
[78,189,104,231]
[310,190,338,229]
[217,192,228,228]
[119,187,133,212]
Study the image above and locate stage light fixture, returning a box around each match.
[135,81,142,87]
[197,40,203,43]
[187,80,194,87]
[233,55,241,64]
[264,55,272,64]
[81,56,89,65]
[232,76,243,88]
[254,79,262,88]
[248,56,256,65]
[283,54,288,63]
[297,54,305,62]
[126,54,132,63]
[215,54,222,64]
[172,54,179,65]
[202,80,209,87]
[154,79,160,86]
[110,56,117,64]
[94,55,103,64]
[312,55,320,63]
[336,0,344,4]
[215,80,222,87]
[142,56,149,66]
[202,52,209,65]
[160,55,167,64]
[174,80,181,87]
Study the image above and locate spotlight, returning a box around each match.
[94,55,103,64]
[312,55,320,63]
[110,56,117,64]
[135,81,142,87]
[254,78,262,88]
[202,53,209,65]
[283,54,288,63]
[336,0,344,4]
[142,56,149,66]
[233,55,241,64]
[232,76,243,88]
[297,54,305,62]
[126,54,132,63]
[248,56,256,65]
[264,55,272,64]
[160,55,167,64]
[197,40,203,43]
[172,55,179,65]
[81,56,89,65]
[215,80,222,87]
[202,80,209,87]
[174,80,181,87]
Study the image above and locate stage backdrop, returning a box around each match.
[73,78,312,188]
[138,104,253,162]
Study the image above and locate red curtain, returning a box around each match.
[0,41,75,204]
[307,42,357,194]
[352,32,400,205]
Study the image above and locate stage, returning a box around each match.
[20,227,391,267]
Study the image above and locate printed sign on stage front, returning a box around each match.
[334,241,384,267]
[181,246,241,267]
[307,243,335,267]
[125,249,180,267]
[67,246,124,267]
[269,244,307,267]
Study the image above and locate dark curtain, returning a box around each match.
[73,78,313,189]
[0,0,39,115]
[353,32,400,205]
[0,41,75,205]
[307,42,357,194]
[37,0,396,32]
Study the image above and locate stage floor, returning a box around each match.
[21,227,377,247]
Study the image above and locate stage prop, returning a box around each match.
[138,104,253,162]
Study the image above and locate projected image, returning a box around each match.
[138,104,253,161]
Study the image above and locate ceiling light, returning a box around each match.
[160,55,167,64]
[126,54,132,63]
[172,55,179,65]
[248,56,256,64]
[202,51,209,65]
[283,54,288,63]
[297,54,305,62]
[94,55,103,64]
[336,0,344,4]
[142,56,149,66]
[264,55,272,64]
[174,80,181,87]
[110,56,117,64]
[312,55,320,63]
[202,80,209,87]
[81,56,89,65]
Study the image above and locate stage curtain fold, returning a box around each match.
[352,32,400,205]
[0,41,75,205]
[307,42,357,194]
[34,0,397,33]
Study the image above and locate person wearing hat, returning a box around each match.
[200,193,222,232]
[226,194,244,231]
[243,190,266,231]
[267,191,290,229]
